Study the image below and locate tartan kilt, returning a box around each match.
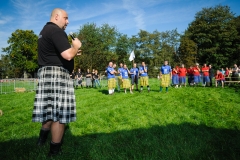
[108,78,116,89]
[32,66,76,124]
[121,79,130,88]
[160,74,170,87]
[140,76,149,86]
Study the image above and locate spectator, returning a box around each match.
[220,68,225,75]
[76,68,83,89]
[178,64,187,87]
[172,66,179,88]
[201,63,210,86]
[70,70,76,88]
[215,70,224,88]
[85,69,92,88]
[187,66,194,86]
[209,64,214,86]
[92,69,95,87]
[232,64,239,81]
[93,70,101,88]
[193,63,201,86]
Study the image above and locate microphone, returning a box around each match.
[69,32,75,40]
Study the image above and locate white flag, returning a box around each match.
[129,50,135,61]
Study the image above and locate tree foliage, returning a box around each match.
[186,5,240,68]
[178,36,197,67]
[75,23,119,73]
[2,29,38,77]
[116,33,131,65]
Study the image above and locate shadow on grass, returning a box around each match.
[0,123,239,160]
[98,89,110,95]
[227,84,240,93]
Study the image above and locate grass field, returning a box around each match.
[0,79,240,160]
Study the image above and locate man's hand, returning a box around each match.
[72,38,82,50]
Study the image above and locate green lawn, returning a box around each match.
[0,79,240,160]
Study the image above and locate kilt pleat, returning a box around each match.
[32,66,76,123]
[140,76,149,86]
[121,79,130,88]
[108,78,116,89]
[160,74,170,87]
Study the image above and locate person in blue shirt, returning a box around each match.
[159,61,172,93]
[121,64,133,94]
[117,63,124,92]
[130,63,139,91]
[139,62,150,92]
[107,62,117,95]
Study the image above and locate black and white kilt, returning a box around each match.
[32,66,76,124]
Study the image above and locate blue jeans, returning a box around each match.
[94,79,101,87]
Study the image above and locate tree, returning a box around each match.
[116,33,131,65]
[232,16,240,65]
[159,29,180,67]
[0,54,15,78]
[187,5,239,68]
[178,36,197,67]
[129,29,180,77]
[75,23,119,73]
[2,29,38,77]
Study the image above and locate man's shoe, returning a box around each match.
[48,141,62,157]
[37,129,50,146]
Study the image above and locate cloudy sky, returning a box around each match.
[0,0,240,55]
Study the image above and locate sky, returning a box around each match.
[0,0,240,55]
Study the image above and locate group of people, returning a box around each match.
[170,63,215,87]
[106,61,240,95]
[106,61,150,95]
[70,68,101,88]
[170,63,240,88]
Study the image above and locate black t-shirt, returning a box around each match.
[76,72,82,78]
[38,22,73,72]
[70,72,75,79]
[93,74,99,79]
[86,72,92,78]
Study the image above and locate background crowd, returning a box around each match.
[71,62,240,92]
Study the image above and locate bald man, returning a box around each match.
[32,8,81,156]
[107,62,117,94]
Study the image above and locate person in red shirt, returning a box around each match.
[172,66,179,88]
[193,63,201,85]
[178,64,187,87]
[225,67,229,77]
[187,66,194,86]
[215,70,225,88]
[201,63,210,86]
[224,67,230,83]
